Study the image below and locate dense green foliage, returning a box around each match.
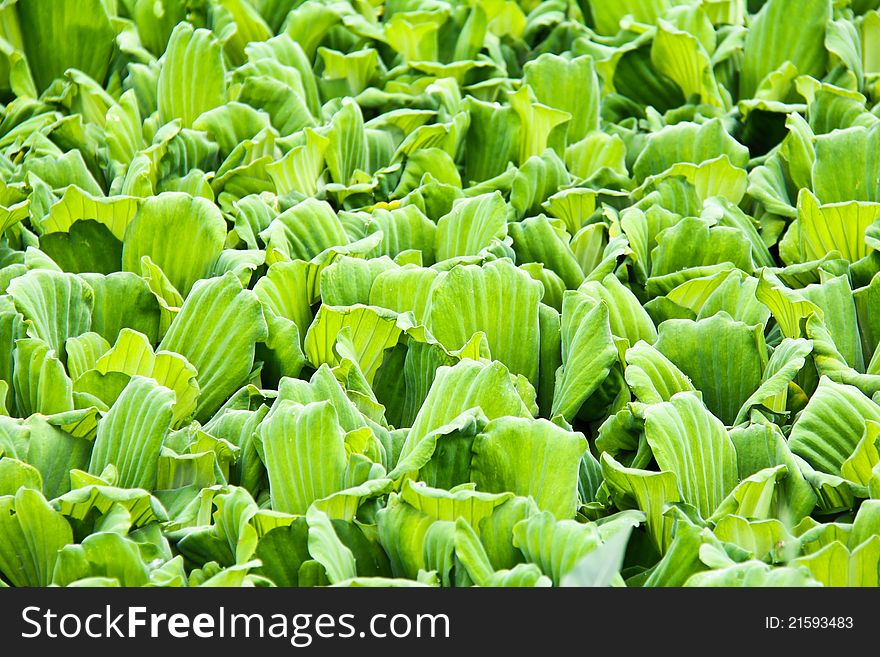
[1,0,880,588]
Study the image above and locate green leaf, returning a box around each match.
[471,417,586,520]
[587,0,670,35]
[644,393,738,519]
[54,484,167,530]
[253,518,311,586]
[377,480,510,580]
[734,338,812,424]
[376,493,439,579]
[324,98,368,186]
[175,487,258,567]
[644,521,715,587]
[551,294,619,421]
[64,332,109,381]
[18,0,115,92]
[509,215,584,290]
[0,197,30,238]
[508,86,570,165]
[801,274,863,371]
[366,205,437,264]
[399,360,531,466]
[54,532,149,586]
[369,265,438,324]
[855,273,880,365]
[624,341,696,405]
[80,272,162,346]
[266,128,328,197]
[8,269,93,363]
[159,273,268,421]
[13,338,74,417]
[39,186,140,243]
[695,271,771,326]
[313,478,393,522]
[796,456,856,514]
[650,217,754,278]
[324,257,385,311]
[88,376,174,490]
[739,0,830,99]
[452,516,495,586]
[306,507,357,584]
[685,561,820,587]
[462,96,518,183]
[639,156,748,206]
[713,515,797,562]
[509,150,571,219]
[93,328,199,426]
[395,336,483,432]
[601,452,681,554]
[40,221,122,275]
[427,259,542,387]
[578,274,657,346]
[813,124,880,203]
[123,193,226,297]
[655,314,766,426]
[254,259,318,346]
[512,511,601,585]
[105,89,145,170]
[434,192,509,261]
[139,255,183,336]
[522,53,600,144]
[158,23,227,128]
[565,132,628,182]
[560,519,634,587]
[261,199,349,264]
[0,458,42,496]
[754,272,821,339]
[474,495,537,571]
[0,488,72,587]
[652,19,726,108]
[633,119,749,183]
[384,11,446,62]
[401,479,512,527]
[789,377,880,476]
[841,420,880,487]
[22,413,96,499]
[257,400,348,515]
[214,0,273,65]
[791,537,880,587]
[782,188,880,265]
[536,303,562,417]
[304,304,405,385]
[709,465,788,523]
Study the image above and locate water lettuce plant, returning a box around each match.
[1,0,880,588]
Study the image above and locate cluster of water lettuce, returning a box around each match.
[1,0,880,587]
